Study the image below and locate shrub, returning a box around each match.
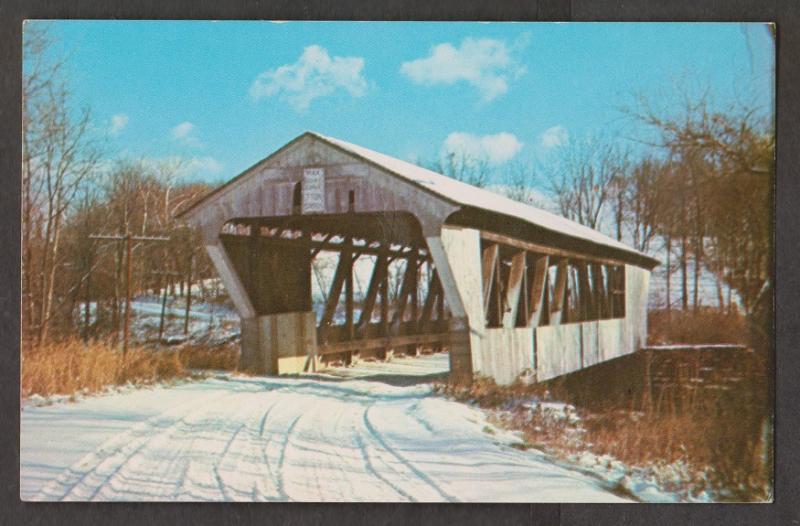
[177,343,239,370]
[21,338,188,398]
[439,373,771,501]
[648,308,749,345]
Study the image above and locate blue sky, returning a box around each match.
[30,20,774,186]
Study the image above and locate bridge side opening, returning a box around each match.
[478,236,627,330]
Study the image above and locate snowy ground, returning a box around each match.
[21,354,631,503]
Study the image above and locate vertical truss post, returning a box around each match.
[345,236,355,359]
[527,255,550,328]
[550,259,569,325]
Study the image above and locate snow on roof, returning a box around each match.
[312,132,654,264]
[180,131,655,265]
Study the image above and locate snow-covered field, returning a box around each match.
[21,354,630,503]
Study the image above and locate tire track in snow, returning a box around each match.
[353,432,416,502]
[406,400,436,435]
[274,413,302,500]
[89,391,248,501]
[26,374,631,503]
[182,389,284,502]
[211,422,245,501]
[362,404,456,502]
[249,387,304,501]
[35,388,238,501]
[116,395,250,502]
[49,392,233,500]
[251,393,286,501]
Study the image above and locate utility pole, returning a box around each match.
[184,251,194,336]
[90,232,169,355]
[150,269,180,343]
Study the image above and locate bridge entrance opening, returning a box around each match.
[220,211,452,378]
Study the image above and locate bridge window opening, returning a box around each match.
[292,182,302,214]
[567,266,580,322]
[545,263,564,324]
[480,238,627,327]
[560,260,626,323]
[480,241,504,328]
[348,190,355,212]
[609,265,626,318]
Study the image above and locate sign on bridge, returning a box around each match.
[302,168,325,213]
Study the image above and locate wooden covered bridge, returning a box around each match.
[178,132,659,385]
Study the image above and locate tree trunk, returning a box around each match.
[84,260,92,341]
[681,233,688,310]
[184,253,193,335]
[665,234,672,314]
[693,243,701,310]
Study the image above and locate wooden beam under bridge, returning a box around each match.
[317,330,467,356]
[222,230,427,260]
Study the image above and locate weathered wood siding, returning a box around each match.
[438,227,485,374]
[625,264,650,356]
[240,312,317,375]
[190,137,457,243]
[535,264,650,382]
[479,328,535,385]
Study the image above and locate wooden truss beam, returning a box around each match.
[356,252,389,335]
[390,255,420,330]
[503,251,526,328]
[527,255,550,327]
[419,267,441,331]
[319,248,350,327]
[317,331,451,356]
[480,230,626,267]
[482,243,499,317]
[223,229,426,260]
[345,237,355,341]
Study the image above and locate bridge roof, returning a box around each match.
[180,131,659,269]
[315,133,657,268]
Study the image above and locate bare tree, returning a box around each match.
[626,88,773,314]
[23,25,101,342]
[426,150,491,188]
[622,157,665,253]
[499,160,541,205]
[545,134,629,232]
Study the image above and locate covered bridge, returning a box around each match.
[178,132,659,385]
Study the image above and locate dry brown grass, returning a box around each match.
[178,343,240,370]
[21,339,244,400]
[648,308,749,345]
[21,339,188,399]
[443,376,549,408]
[439,375,771,501]
[582,406,770,500]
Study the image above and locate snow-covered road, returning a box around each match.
[21,356,629,503]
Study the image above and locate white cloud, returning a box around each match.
[151,156,225,185]
[442,131,523,164]
[186,156,223,174]
[109,113,129,136]
[400,37,526,101]
[170,121,203,148]
[139,155,223,177]
[538,125,569,149]
[249,45,368,112]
